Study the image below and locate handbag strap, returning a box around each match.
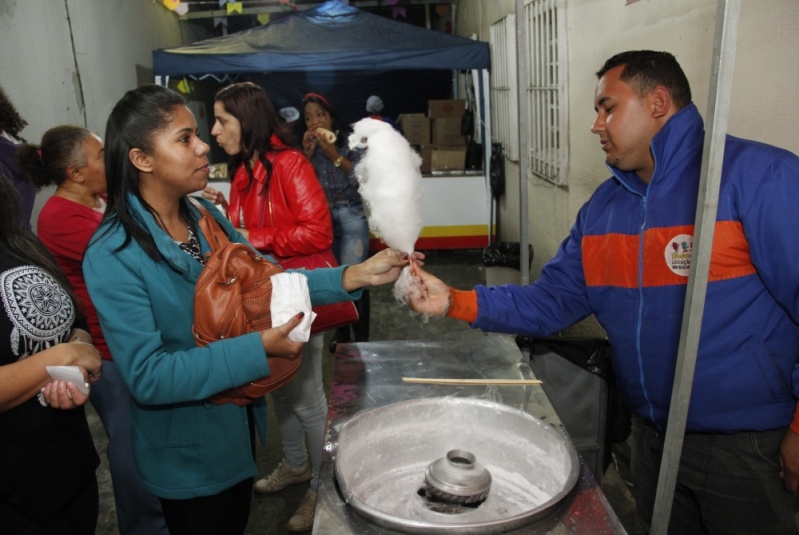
[189,197,230,252]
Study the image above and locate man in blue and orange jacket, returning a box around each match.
[408,50,799,534]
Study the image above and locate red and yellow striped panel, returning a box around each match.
[370,225,490,251]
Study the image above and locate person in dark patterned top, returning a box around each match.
[0,172,103,534]
[301,92,371,350]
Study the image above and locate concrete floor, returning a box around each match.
[88,250,642,535]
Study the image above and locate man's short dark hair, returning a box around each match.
[597,50,692,110]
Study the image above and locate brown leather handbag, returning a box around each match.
[191,199,301,406]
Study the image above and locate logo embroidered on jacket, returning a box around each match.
[665,234,693,276]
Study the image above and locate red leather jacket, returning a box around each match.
[227,137,333,256]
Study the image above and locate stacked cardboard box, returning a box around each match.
[399,99,468,173]
[427,99,467,172]
[420,145,469,174]
[398,113,430,145]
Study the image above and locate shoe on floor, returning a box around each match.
[287,488,317,532]
[253,459,311,494]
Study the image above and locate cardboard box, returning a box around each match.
[428,99,466,119]
[432,117,466,147]
[419,145,431,174]
[432,147,466,171]
[398,113,430,145]
[421,145,466,172]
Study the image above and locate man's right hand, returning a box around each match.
[407,264,451,317]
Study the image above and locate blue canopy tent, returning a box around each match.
[153,0,490,136]
[153,0,494,249]
[153,1,489,75]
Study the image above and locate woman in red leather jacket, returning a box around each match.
[205,82,331,532]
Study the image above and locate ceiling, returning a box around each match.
[175,0,457,37]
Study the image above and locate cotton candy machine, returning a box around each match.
[313,336,627,534]
[335,397,580,534]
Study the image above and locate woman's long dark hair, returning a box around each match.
[102,84,194,261]
[0,172,80,311]
[0,85,27,141]
[214,82,291,194]
[300,92,351,152]
[17,125,91,189]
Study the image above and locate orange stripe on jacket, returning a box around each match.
[582,221,756,288]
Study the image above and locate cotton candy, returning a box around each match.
[349,118,423,254]
[349,118,428,317]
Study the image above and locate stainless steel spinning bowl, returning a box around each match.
[334,397,580,534]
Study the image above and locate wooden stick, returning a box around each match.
[402,377,542,386]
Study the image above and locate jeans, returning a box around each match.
[330,200,369,266]
[270,333,327,488]
[330,200,370,341]
[90,360,169,535]
[630,414,799,535]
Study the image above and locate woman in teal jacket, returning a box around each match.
[83,85,413,535]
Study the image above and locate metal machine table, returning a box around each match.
[313,334,627,534]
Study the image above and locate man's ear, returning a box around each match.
[651,86,673,119]
[129,148,152,173]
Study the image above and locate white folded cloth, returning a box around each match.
[270,272,317,342]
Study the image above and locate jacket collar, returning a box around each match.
[127,193,205,280]
[608,103,705,195]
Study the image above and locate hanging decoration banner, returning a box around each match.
[177,79,192,94]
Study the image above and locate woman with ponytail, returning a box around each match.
[18,125,169,535]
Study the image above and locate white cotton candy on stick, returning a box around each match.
[348,118,423,254]
[349,118,427,314]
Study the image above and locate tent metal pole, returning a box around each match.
[473,69,485,146]
[479,68,493,244]
[482,68,491,154]
[649,1,741,533]
[515,0,530,284]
